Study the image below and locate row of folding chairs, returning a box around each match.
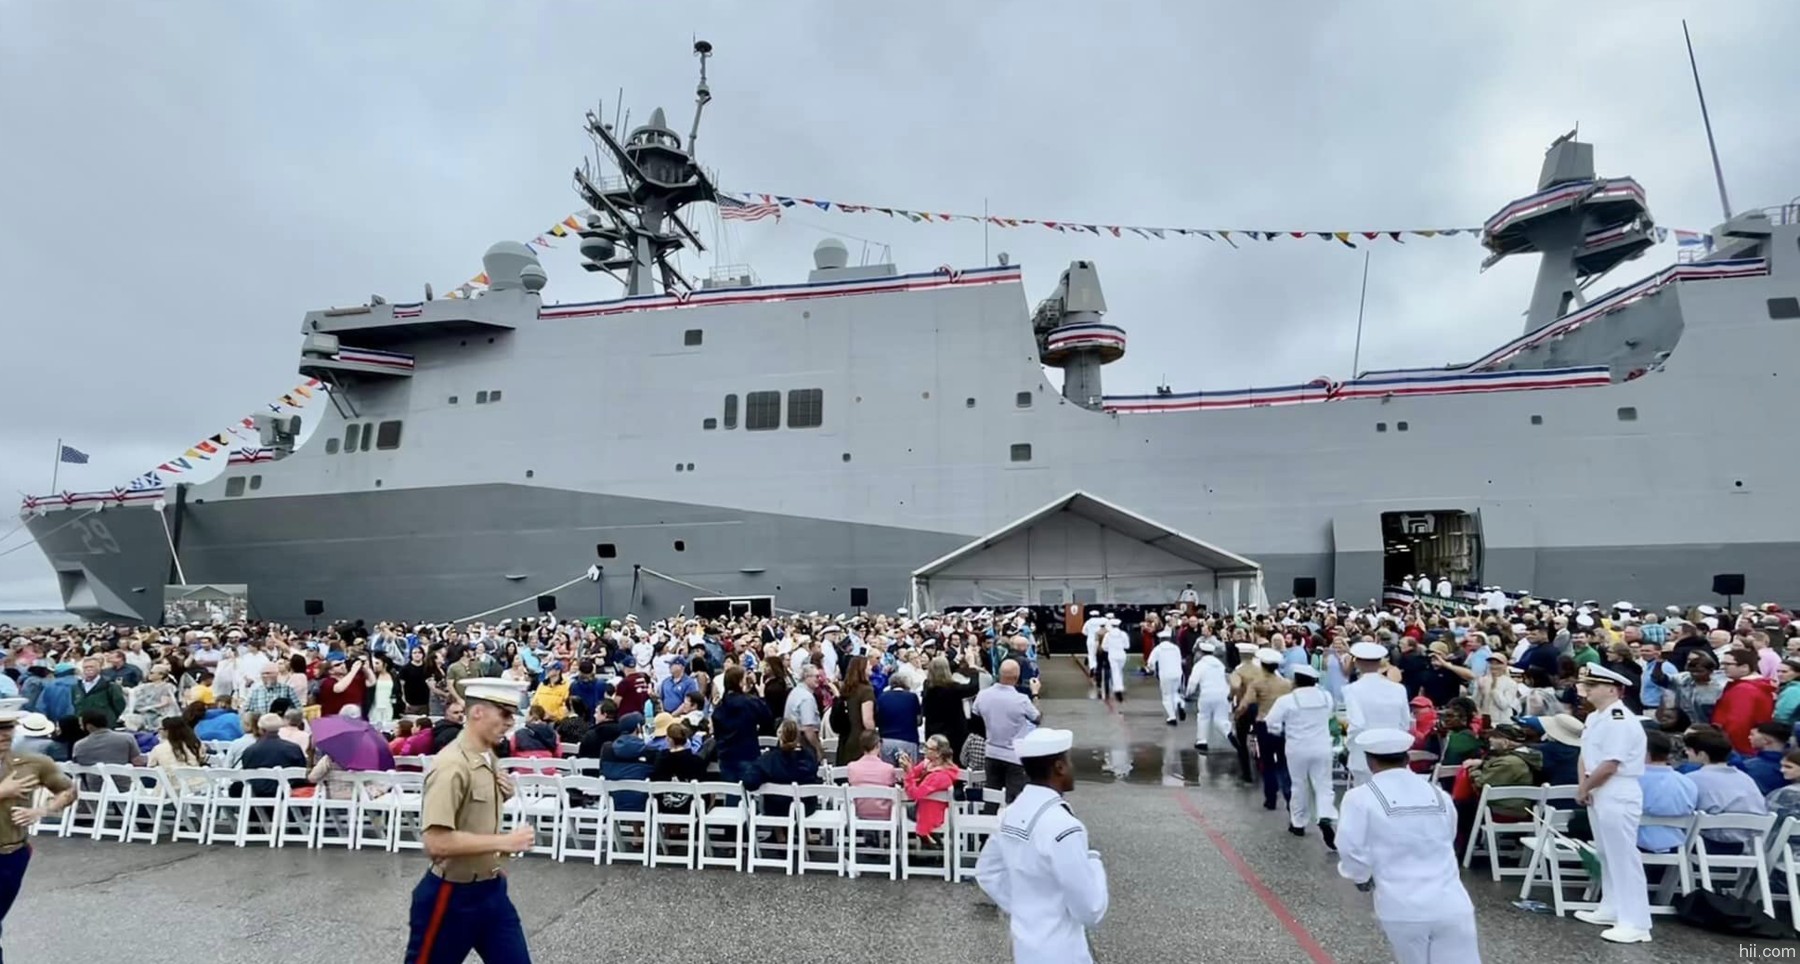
[31,763,429,851]
[1462,782,1800,927]
[31,764,1005,883]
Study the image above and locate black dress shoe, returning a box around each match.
[1194,743,1209,752]
[1320,819,1338,851]
[1262,799,1278,810]
[1178,706,1188,721]
[1287,825,1305,837]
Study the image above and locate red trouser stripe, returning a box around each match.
[413,880,456,963]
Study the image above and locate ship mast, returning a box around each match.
[573,41,720,296]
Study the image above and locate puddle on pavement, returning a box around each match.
[1069,742,1246,787]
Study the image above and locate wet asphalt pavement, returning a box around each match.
[6,658,1779,963]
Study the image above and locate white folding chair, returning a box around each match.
[124,766,174,844]
[648,781,700,869]
[796,785,849,876]
[199,769,248,845]
[314,774,361,850]
[557,775,607,864]
[392,755,428,772]
[1691,812,1778,920]
[827,766,852,785]
[559,742,580,758]
[275,772,322,849]
[168,767,214,843]
[1767,816,1800,932]
[503,774,563,858]
[901,789,955,881]
[59,764,104,838]
[92,764,136,842]
[1639,813,1698,915]
[1517,797,1597,916]
[25,781,68,838]
[953,788,1008,883]
[1461,785,1544,881]
[237,768,297,848]
[694,781,749,871]
[603,780,655,865]
[845,786,902,880]
[747,786,802,874]
[387,772,428,851]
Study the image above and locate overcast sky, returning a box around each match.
[1,2,1794,609]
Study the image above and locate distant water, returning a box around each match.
[0,610,81,629]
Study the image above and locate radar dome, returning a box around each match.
[813,238,849,271]
[482,241,541,291]
[579,236,617,263]
[518,263,547,292]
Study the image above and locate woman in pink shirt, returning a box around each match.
[900,734,961,841]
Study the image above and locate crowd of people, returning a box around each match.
[0,606,1062,831]
[1100,591,1800,948]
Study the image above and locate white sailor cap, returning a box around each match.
[1292,664,1319,680]
[1580,664,1632,688]
[1511,623,1529,635]
[1349,641,1387,661]
[1665,605,1682,614]
[1015,727,1074,759]
[1575,614,1595,629]
[1235,642,1257,654]
[1256,647,1282,665]
[821,625,843,635]
[625,614,639,622]
[1613,602,1636,613]
[455,678,528,710]
[1702,616,1720,630]
[1697,605,1718,616]
[1104,612,1117,620]
[1353,728,1415,755]
[1198,640,1217,653]
[1087,609,1100,617]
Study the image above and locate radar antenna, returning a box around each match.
[572,43,720,296]
[688,40,714,158]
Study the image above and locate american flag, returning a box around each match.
[58,444,89,464]
[718,193,781,222]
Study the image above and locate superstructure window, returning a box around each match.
[224,477,247,497]
[360,423,373,452]
[375,420,403,450]
[1768,297,1800,319]
[787,389,823,428]
[746,391,781,431]
[489,390,502,402]
[344,423,361,451]
[684,329,703,346]
[1617,406,1638,422]
[1010,443,1032,462]
[325,438,340,454]
[1015,391,1033,408]
[476,391,489,404]
[596,543,617,559]
[723,394,739,429]
[249,475,262,491]
[703,417,717,430]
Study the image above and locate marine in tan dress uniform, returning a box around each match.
[404,679,536,964]
[0,704,76,963]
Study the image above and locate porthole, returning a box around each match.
[448,396,458,405]
[1530,415,1543,426]
[842,453,851,462]
[1617,406,1638,422]
[1009,443,1032,462]
[1376,422,1387,433]
[673,540,686,552]
[685,463,694,471]
[676,463,684,473]
[684,328,703,346]
[703,417,717,430]
[525,470,534,479]
[965,397,976,408]
[1015,391,1033,408]
[597,544,617,559]
[1396,421,1409,432]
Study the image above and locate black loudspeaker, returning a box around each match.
[537,594,557,613]
[1293,577,1318,599]
[303,599,324,616]
[850,587,869,607]
[1712,573,1745,596]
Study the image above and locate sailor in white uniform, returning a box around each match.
[1336,729,1480,964]
[1265,664,1339,848]
[1100,617,1130,702]
[1342,641,1411,786]
[1082,610,1105,696]
[1573,664,1653,944]
[1434,575,1453,600]
[1414,573,1433,598]
[1185,640,1230,751]
[975,727,1109,964]
[1149,628,1186,725]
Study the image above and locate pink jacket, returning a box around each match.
[903,762,960,837]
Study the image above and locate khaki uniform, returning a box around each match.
[420,739,514,882]
[0,753,69,850]
[1246,673,1294,722]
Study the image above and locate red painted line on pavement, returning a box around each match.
[1075,654,1334,963]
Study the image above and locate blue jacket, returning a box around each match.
[1736,748,1788,796]
[569,676,609,717]
[194,708,244,742]
[741,746,821,816]
[711,692,771,772]
[37,675,77,724]
[600,735,658,811]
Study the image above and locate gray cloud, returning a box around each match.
[2,1,1794,608]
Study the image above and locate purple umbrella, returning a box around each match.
[311,716,396,772]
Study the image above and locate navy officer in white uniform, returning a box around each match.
[1342,640,1410,786]
[1573,663,1652,943]
[975,727,1109,963]
[1335,728,1479,963]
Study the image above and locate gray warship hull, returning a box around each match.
[25,225,1800,623]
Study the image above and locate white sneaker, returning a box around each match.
[1572,910,1616,927]
[1599,926,1652,944]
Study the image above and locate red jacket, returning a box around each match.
[1713,675,1776,754]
